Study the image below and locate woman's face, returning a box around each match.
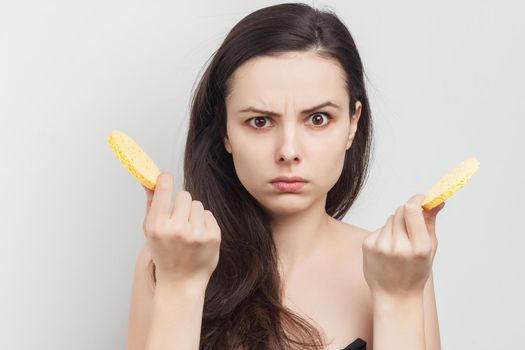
[224,50,362,217]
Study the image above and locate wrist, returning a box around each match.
[371,289,424,302]
[156,278,208,299]
[371,291,426,349]
[372,291,424,312]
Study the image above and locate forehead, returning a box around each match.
[226,51,348,106]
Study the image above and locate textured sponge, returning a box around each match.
[107,130,161,190]
[422,157,480,210]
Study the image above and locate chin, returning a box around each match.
[260,198,310,215]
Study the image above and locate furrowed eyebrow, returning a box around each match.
[238,101,341,117]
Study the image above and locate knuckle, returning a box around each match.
[393,243,411,258]
[404,202,421,214]
[376,242,390,255]
[185,236,201,245]
[192,200,204,208]
[170,221,188,235]
[376,246,387,256]
[413,244,432,258]
[177,190,192,201]
[204,210,219,225]
[191,226,204,236]
[143,220,157,235]
[150,221,170,237]
[207,229,222,244]
[362,231,378,249]
[210,225,221,239]
[146,225,163,239]
[413,251,427,259]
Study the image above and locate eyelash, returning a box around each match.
[246,112,334,130]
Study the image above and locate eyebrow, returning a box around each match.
[238,101,341,117]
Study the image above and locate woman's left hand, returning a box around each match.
[362,194,446,300]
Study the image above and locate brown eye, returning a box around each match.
[248,116,270,129]
[307,112,332,127]
[247,112,332,130]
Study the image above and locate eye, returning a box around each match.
[246,112,333,130]
[306,112,333,127]
[247,116,272,129]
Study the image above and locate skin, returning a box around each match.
[224,50,362,279]
[223,50,371,348]
[222,50,444,349]
[133,49,443,350]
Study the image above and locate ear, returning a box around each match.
[346,101,362,150]
[224,136,232,154]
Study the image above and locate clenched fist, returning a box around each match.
[362,194,445,300]
[142,172,222,291]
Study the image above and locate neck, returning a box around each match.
[271,197,336,281]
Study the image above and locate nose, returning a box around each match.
[275,120,302,164]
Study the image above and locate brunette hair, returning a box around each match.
[148,2,374,349]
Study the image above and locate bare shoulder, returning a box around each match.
[343,222,371,241]
[327,219,374,347]
[329,218,372,251]
[325,217,372,283]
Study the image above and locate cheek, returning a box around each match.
[309,137,348,187]
[230,144,268,185]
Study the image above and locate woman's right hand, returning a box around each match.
[141,172,222,292]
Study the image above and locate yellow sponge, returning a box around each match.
[107,130,160,190]
[421,157,480,210]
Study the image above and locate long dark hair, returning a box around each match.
[148,3,374,349]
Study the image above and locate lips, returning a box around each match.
[271,181,306,192]
[270,176,307,183]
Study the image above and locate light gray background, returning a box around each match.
[1,0,523,349]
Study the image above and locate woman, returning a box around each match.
[127,3,445,349]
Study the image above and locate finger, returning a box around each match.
[149,172,174,222]
[189,200,205,234]
[204,210,220,234]
[142,184,154,214]
[423,201,445,240]
[404,194,429,246]
[363,227,381,249]
[393,205,410,245]
[422,201,445,219]
[170,190,192,223]
[376,214,394,252]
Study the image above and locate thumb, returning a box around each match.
[423,201,445,222]
[423,201,445,241]
[430,201,446,215]
[142,184,154,212]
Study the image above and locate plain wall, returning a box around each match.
[1,0,523,348]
